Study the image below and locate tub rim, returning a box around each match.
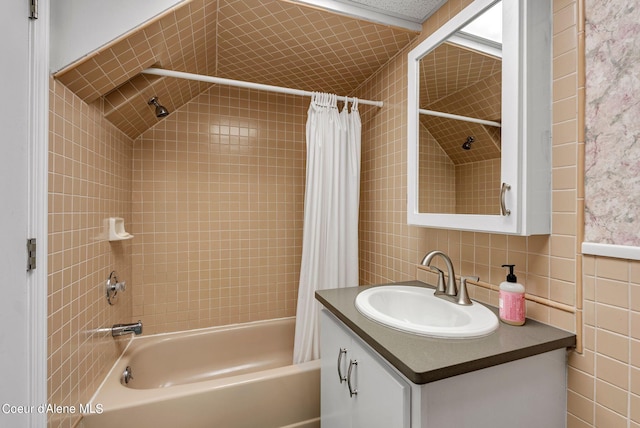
[87,317,319,413]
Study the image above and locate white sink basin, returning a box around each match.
[355,285,499,339]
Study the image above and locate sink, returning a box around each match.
[355,285,499,339]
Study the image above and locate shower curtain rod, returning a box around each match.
[142,68,384,107]
[419,108,502,128]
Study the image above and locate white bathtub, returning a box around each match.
[81,317,320,428]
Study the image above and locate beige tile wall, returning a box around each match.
[577,255,640,427]
[418,124,456,213]
[357,0,639,426]
[48,79,134,428]
[131,85,306,334]
[455,158,501,215]
[417,126,500,215]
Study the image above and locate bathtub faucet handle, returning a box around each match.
[106,270,127,305]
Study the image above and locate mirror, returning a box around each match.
[407,0,552,235]
[417,1,503,215]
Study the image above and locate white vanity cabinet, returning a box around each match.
[320,308,569,428]
[320,310,410,428]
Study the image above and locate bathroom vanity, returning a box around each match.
[316,281,576,428]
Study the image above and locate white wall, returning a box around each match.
[50,0,184,72]
[1,0,48,425]
[0,1,30,424]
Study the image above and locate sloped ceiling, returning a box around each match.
[418,42,502,165]
[53,0,420,139]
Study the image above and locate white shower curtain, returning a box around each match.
[293,93,361,364]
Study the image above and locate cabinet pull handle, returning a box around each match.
[337,348,347,383]
[500,182,511,216]
[347,359,358,397]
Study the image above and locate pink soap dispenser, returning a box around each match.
[499,264,525,326]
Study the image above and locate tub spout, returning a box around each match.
[111,321,143,337]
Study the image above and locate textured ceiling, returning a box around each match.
[53,0,421,139]
[418,42,502,165]
[336,0,446,23]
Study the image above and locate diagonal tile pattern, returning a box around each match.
[418,42,502,164]
[54,0,418,139]
[216,0,415,95]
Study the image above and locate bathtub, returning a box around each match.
[81,317,320,428]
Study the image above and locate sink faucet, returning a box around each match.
[111,321,143,337]
[421,250,457,296]
[421,251,474,306]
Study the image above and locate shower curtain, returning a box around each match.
[293,93,361,364]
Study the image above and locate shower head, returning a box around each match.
[148,96,169,118]
[462,136,475,150]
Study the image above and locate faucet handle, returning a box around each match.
[429,266,446,294]
[106,271,127,305]
[458,276,479,306]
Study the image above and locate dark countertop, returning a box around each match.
[315,280,576,385]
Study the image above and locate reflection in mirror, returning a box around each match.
[417,2,503,215]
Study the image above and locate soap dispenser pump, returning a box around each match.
[499,264,525,326]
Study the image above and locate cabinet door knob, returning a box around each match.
[337,348,347,383]
[347,359,358,397]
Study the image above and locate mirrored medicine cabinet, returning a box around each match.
[407,0,552,235]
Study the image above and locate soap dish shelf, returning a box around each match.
[105,217,133,241]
